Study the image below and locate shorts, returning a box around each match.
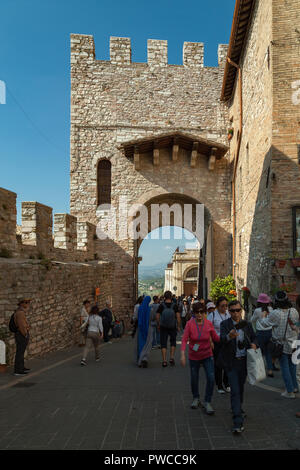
[160,327,177,349]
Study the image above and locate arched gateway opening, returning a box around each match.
[131,192,212,300]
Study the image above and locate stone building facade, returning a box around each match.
[224,0,300,302]
[70,35,233,316]
[164,248,200,297]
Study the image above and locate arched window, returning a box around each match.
[185,267,198,279]
[97,160,111,206]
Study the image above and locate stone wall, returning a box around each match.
[270,0,300,292]
[0,258,113,366]
[228,0,273,298]
[70,35,232,316]
[0,187,114,365]
[229,0,300,300]
[0,187,97,263]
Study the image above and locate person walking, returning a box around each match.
[80,305,103,366]
[295,295,300,390]
[251,293,274,377]
[181,302,220,415]
[131,296,144,338]
[179,299,190,331]
[259,290,299,398]
[13,298,31,376]
[206,302,216,316]
[100,301,113,344]
[218,300,258,434]
[150,296,160,349]
[156,291,181,367]
[134,296,152,368]
[207,296,231,394]
[79,299,90,346]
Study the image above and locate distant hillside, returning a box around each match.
[139,263,166,280]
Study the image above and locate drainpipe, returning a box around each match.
[227,57,243,280]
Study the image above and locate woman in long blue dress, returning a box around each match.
[135,296,153,368]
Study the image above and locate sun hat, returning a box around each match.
[274,290,288,302]
[257,293,271,304]
[18,298,32,306]
[206,302,216,310]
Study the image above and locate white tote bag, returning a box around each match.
[247,348,266,385]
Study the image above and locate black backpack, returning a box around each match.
[160,303,176,329]
[9,313,18,333]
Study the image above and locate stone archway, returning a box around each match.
[131,191,211,300]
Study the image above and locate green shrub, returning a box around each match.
[209,275,237,302]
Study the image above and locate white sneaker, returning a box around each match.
[225,387,231,393]
[190,398,200,409]
[80,359,87,366]
[217,388,226,394]
[281,391,296,399]
[203,402,215,415]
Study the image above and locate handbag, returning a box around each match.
[267,309,290,358]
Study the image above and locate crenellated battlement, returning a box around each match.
[0,187,97,262]
[70,34,228,67]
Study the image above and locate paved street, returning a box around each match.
[1,334,300,450]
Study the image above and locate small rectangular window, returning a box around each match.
[293,207,300,256]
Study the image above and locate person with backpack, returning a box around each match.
[100,300,113,344]
[181,301,220,415]
[156,291,181,367]
[11,298,31,376]
[207,296,231,394]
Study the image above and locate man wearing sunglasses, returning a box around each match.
[217,300,257,434]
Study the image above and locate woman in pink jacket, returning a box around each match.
[181,301,220,415]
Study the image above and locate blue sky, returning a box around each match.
[0,0,235,266]
[139,226,199,267]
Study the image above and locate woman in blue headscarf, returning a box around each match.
[135,295,152,368]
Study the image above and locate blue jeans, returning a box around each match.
[256,330,273,371]
[189,356,215,403]
[226,357,247,428]
[279,353,298,393]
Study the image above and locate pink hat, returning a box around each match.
[257,293,271,304]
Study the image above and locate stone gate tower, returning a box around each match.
[70,35,232,317]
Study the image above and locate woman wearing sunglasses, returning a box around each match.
[180,302,220,415]
[218,300,257,434]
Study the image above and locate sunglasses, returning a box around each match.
[229,308,242,313]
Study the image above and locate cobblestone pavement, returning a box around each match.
[0,334,300,450]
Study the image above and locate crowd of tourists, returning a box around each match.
[9,288,300,435]
[132,289,300,434]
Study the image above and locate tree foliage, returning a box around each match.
[209,275,237,302]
